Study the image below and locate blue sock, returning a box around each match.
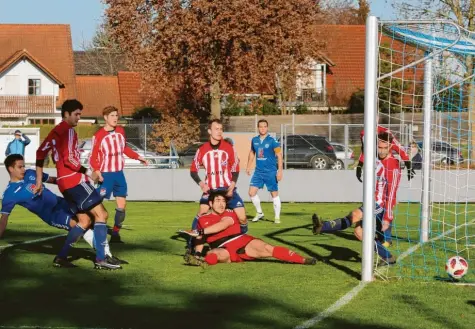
[57,225,86,259]
[187,215,199,249]
[240,223,248,234]
[321,217,351,232]
[375,240,392,259]
[94,223,108,261]
[112,208,125,236]
[384,222,393,243]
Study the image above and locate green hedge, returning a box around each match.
[21,125,101,142]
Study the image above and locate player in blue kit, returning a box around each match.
[246,119,283,224]
[0,154,123,267]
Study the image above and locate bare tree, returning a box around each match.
[320,0,370,25]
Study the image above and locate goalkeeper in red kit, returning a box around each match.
[178,191,317,266]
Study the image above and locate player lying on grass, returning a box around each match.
[179,191,317,266]
[0,155,126,267]
[311,136,396,266]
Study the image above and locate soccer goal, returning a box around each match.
[362,16,475,282]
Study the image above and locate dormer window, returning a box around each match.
[28,78,41,95]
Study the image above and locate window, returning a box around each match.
[28,118,55,125]
[301,89,322,102]
[28,79,41,95]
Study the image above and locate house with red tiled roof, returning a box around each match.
[0,24,147,124]
[0,24,77,124]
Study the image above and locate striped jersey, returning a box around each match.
[190,140,239,190]
[89,126,139,172]
[374,159,386,208]
[381,155,401,222]
[36,121,86,192]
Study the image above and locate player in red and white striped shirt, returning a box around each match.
[187,119,247,254]
[35,99,120,270]
[89,106,148,243]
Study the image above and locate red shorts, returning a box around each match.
[220,234,256,263]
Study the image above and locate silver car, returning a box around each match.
[78,139,179,168]
[330,142,355,170]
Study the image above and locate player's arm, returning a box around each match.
[0,214,10,239]
[190,148,209,193]
[0,197,15,239]
[34,130,55,194]
[274,138,283,181]
[89,135,102,173]
[390,136,414,180]
[121,127,147,165]
[246,142,256,175]
[227,146,240,194]
[197,216,234,235]
[356,131,364,182]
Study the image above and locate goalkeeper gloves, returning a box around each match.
[405,160,415,181]
[356,161,363,183]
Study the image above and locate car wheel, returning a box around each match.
[170,161,179,169]
[310,155,329,170]
[441,158,448,165]
[331,159,344,170]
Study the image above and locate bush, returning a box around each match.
[222,95,252,116]
[132,107,162,121]
[347,89,365,113]
[294,104,309,114]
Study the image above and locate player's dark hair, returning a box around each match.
[378,131,393,144]
[208,118,222,129]
[257,119,268,127]
[209,190,228,203]
[4,154,24,174]
[61,99,83,118]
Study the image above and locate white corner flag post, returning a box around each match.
[362,15,379,282]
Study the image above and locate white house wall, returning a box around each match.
[0,59,59,96]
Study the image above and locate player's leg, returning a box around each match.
[249,172,264,222]
[244,238,316,265]
[53,211,91,268]
[186,196,210,253]
[227,189,248,233]
[204,248,231,265]
[110,171,128,243]
[312,207,361,235]
[268,172,280,223]
[375,210,395,265]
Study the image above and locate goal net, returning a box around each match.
[365,18,475,282]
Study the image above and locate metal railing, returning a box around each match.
[0,95,55,113]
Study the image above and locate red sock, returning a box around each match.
[113,225,121,234]
[205,253,218,265]
[272,246,305,264]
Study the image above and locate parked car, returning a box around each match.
[78,139,179,168]
[416,140,463,165]
[178,142,202,168]
[281,135,337,169]
[329,142,354,170]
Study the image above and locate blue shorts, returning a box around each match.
[63,182,103,213]
[250,170,278,192]
[200,188,244,209]
[358,204,385,241]
[98,171,128,199]
[44,197,75,230]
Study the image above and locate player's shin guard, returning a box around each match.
[112,208,125,236]
[57,224,86,259]
[205,253,218,265]
[83,229,113,257]
[240,223,248,234]
[187,215,200,250]
[273,196,281,219]
[321,217,351,232]
[384,223,393,243]
[272,246,306,264]
[94,222,108,261]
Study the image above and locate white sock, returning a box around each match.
[82,229,94,249]
[250,195,263,214]
[82,229,112,257]
[273,196,281,219]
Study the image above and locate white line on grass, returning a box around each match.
[293,282,368,329]
[0,234,66,251]
[0,326,127,329]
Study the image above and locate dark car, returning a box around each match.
[281,135,337,169]
[178,143,202,168]
[416,140,463,165]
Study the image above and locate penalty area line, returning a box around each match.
[0,326,129,329]
[293,282,368,329]
[0,234,66,252]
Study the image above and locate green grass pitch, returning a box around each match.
[0,202,474,329]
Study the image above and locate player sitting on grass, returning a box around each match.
[0,154,126,267]
[311,135,396,266]
[179,191,317,266]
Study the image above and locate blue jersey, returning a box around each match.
[1,169,60,223]
[251,135,280,172]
